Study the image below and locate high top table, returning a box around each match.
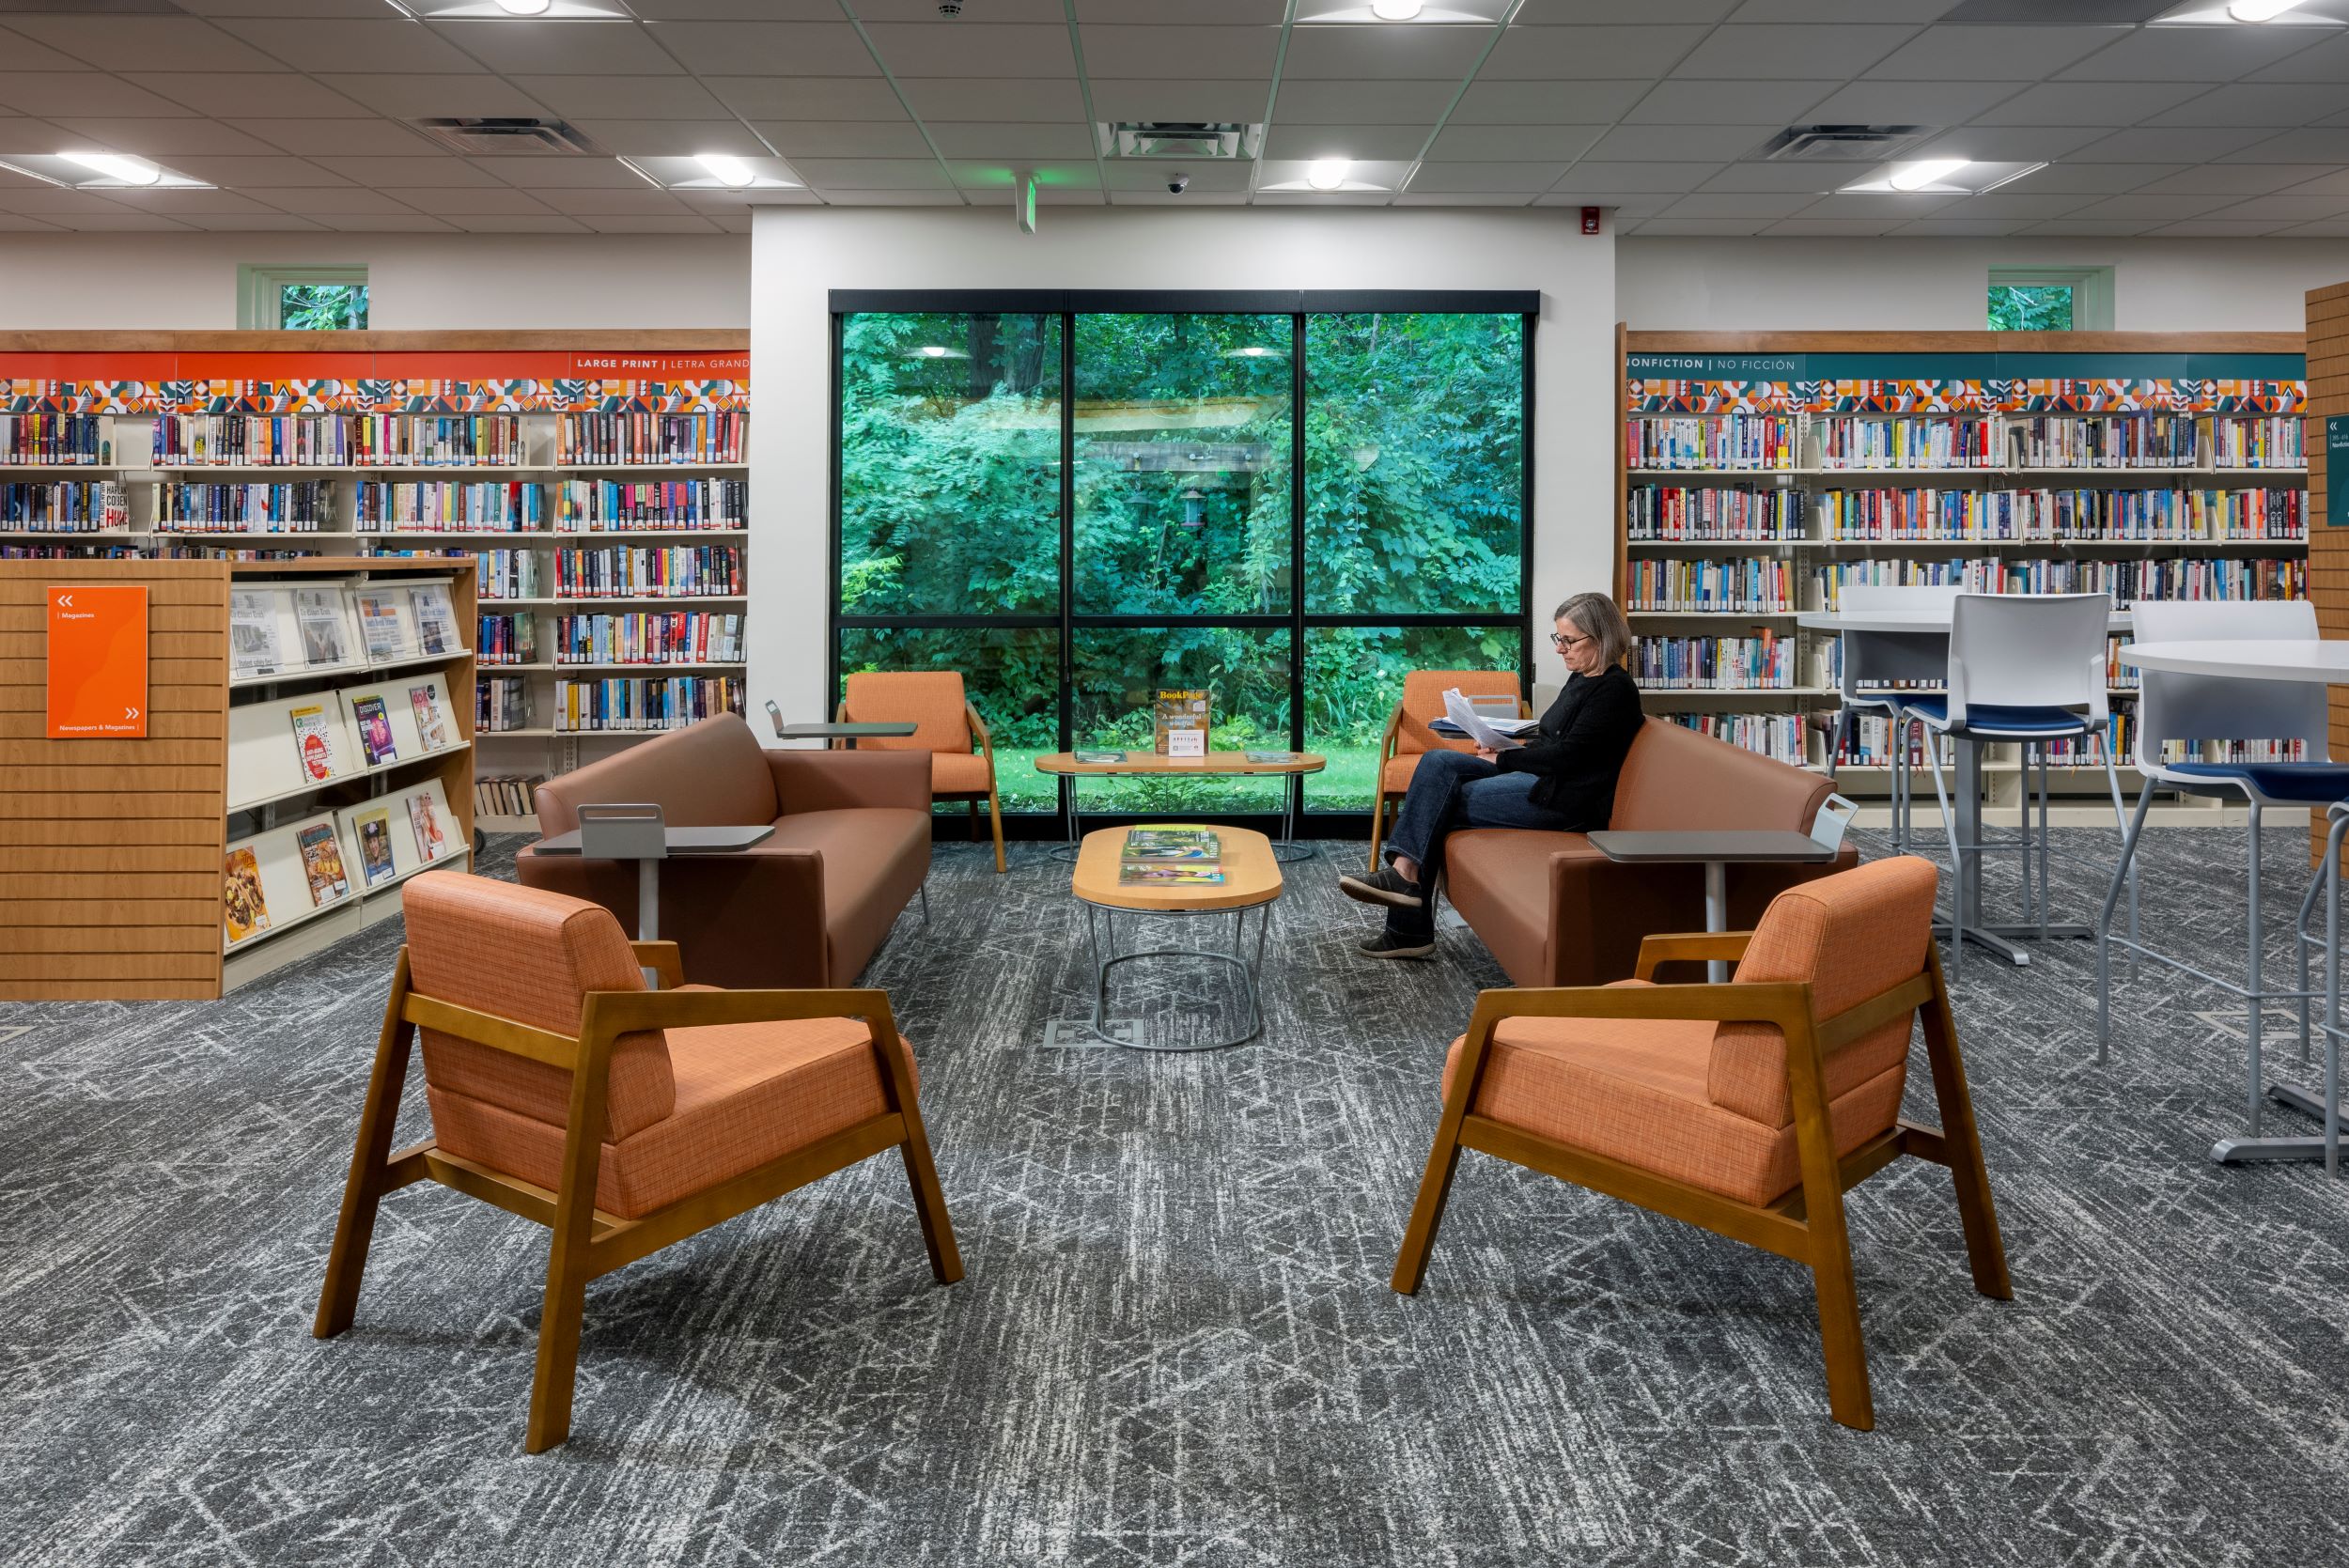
[2115,638,2349,1172]
[1797,606,2133,966]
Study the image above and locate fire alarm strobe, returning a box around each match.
[1581,206,1602,236]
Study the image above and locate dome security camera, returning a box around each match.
[1167,173,1190,194]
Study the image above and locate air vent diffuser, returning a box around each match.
[1753,125,1930,163]
[408,118,606,158]
[1098,123,1263,161]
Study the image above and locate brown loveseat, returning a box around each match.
[1443,719,1858,987]
[515,714,931,990]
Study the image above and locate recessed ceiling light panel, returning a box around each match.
[0,152,208,190]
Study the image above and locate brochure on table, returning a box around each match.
[222,777,462,952]
[226,669,460,810]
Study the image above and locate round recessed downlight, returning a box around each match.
[1307,159,1349,191]
[1371,0,1424,18]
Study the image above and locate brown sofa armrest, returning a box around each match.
[767,747,932,815]
[517,843,833,988]
[1633,930,1755,982]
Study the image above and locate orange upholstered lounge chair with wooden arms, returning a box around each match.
[1369,669,1527,871]
[313,873,960,1453]
[1391,856,2009,1431]
[839,670,1004,873]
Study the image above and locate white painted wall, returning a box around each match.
[750,205,1615,721]
[0,233,748,329]
[1617,237,2349,332]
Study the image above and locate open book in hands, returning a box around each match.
[1438,688,1539,751]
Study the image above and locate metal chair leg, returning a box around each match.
[2036,741,2052,941]
[2095,781,2156,1064]
[2247,801,2265,1139]
[1923,723,1963,971]
[919,879,930,925]
[2096,726,2138,979]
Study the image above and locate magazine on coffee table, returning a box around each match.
[1118,827,1224,883]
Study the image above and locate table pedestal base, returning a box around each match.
[1050,901,1269,1052]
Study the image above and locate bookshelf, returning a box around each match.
[1618,331,2310,824]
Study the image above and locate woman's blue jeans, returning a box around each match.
[1382,750,1573,936]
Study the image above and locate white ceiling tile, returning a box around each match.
[1450,80,1652,122]
[172,0,389,14]
[0,187,136,215]
[1283,23,1496,78]
[947,161,1098,190]
[1079,26,1283,80]
[445,214,596,231]
[817,188,968,205]
[1631,217,1776,234]
[2278,167,2349,194]
[1406,161,1570,193]
[1390,192,1541,207]
[2144,218,2297,236]
[311,75,554,119]
[1887,218,2030,235]
[1658,191,1824,219]
[1099,161,1253,191]
[1971,81,2207,127]
[895,78,1090,121]
[1,16,284,72]
[1866,26,2126,81]
[2022,218,2175,235]
[1695,163,1845,193]
[530,186,693,213]
[2064,191,2243,220]
[1267,124,1435,161]
[1798,191,1961,218]
[1034,187,1108,206]
[39,118,285,158]
[859,23,1075,77]
[427,19,684,74]
[2140,84,2349,129]
[250,187,436,215]
[507,76,735,118]
[0,27,90,71]
[166,155,352,188]
[703,78,904,119]
[226,119,447,157]
[2198,194,2349,221]
[118,74,372,118]
[211,19,486,73]
[1250,190,1393,205]
[924,123,1097,160]
[1762,216,1910,234]
[788,157,956,189]
[1265,80,1455,126]
[1903,126,2107,163]
[464,156,647,185]
[1624,79,1843,125]
[1421,124,1607,162]
[2133,163,2333,194]
[565,119,769,157]
[1547,160,1723,193]
[1109,187,1250,203]
[579,215,725,232]
[1724,0,1961,17]
[650,23,879,76]
[2221,127,2349,162]
[1584,123,1781,162]
[1796,79,2024,125]
[1080,3,1288,26]
[620,0,840,15]
[382,185,560,213]
[0,215,62,232]
[315,213,462,231]
[2068,126,2279,163]
[2275,216,2349,235]
[856,0,1069,17]
[39,212,198,232]
[180,212,331,230]
[1929,192,2097,220]
[1672,25,1921,79]
[307,155,511,186]
[753,121,935,158]
[1086,80,1271,122]
[709,213,753,229]
[0,75,199,118]
[1999,163,2184,194]
[2246,32,2349,83]
[81,188,284,214]
[1481,25,1706,79]
[2060,26,2309,82]
[1518,0,1740,19]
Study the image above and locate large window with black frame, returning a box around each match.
[832,291,1532,831]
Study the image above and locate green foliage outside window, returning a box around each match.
[1988,284,2072,332]
[279,283,368,330]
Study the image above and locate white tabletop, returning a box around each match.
[1798,609,2133,633]
[2119,640,2349,683]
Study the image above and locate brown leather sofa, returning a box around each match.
[1443,719,1858,987]
[514,713,931,990]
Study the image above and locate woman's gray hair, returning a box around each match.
[1553,591,1631,668]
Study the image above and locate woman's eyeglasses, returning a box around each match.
[1549,631,1595,650]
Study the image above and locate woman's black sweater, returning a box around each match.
[1491,663,1644,829]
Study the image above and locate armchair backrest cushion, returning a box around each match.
[1707,856,1937,1127]
[1610,719,1831,833]
[1396,669,1522,757]
[530,713,778,833]
[843,670,972,755]
[404,873,677,1141]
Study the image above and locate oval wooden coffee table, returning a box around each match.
[1051,823,1282,1052]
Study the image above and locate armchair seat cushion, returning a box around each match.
[428,1017,915,1220]
[1440,1011,1906,1208]
[930,751,994,795]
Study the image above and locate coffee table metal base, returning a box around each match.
[1052,900,1270,1051]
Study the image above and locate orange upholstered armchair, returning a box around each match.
[1392,857,2009,1430]
[840,670,1004,873]
[314,874,960,1452]
[1369,669,1527,870]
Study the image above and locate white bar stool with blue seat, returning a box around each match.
[1824,582,1962,855]
[1908,592,2134,970]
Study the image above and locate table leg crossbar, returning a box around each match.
[1044,901,1273,1052]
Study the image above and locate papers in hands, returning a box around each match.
[1442,688,1529,751]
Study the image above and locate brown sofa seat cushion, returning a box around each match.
[427,1018,916,1220]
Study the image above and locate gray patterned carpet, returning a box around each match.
[6,825,2349,1567]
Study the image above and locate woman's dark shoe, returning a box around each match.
[1339,864,1423,908]
[1358,929,1436,960]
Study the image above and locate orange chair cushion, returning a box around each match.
[1395,669,1521,757]
[930,751,994,795]
[843,671,971,755]
[1709,856,1938,1127]
[1379,753,1423,795]
[427,1017,917,1220]
[1441,1007,1906,1208]
[404,872,676,1141]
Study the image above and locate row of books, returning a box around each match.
[1625,556,1796,613]
[2001,414,2201,469]
[224,784,459,950]
[1115,827,1227,886]
[478,675,531,732]
[460,549,543,599]
[1816,486,2307,542]
[474,774,545,818]
[153,414,526,468]
[1809,556,2303,604]
[1823,634,2141,691]
[0,412,104,465]
[156,480,331,534]
[1817,415,1997,471]
[478,613,537,665]
[1657,711,1804,763]
[1631,634,1797,691]
[229,578,462,680]
[1,480,127,531]
[552,611,745,665]
[356,480,542,531]
[557,411,744,466]
[1,542,143,559]
[349,477,750,532]
[551,675,745,732]
[551,543,743,598]
[1626,415,1797,472]
[1628,486,1806,541]
[553,477,747,530]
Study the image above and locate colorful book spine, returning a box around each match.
[1631,634,1795,691]
[553,477,747,530]
[551,544,743,598]
[557,411,744,466]
[155,480,329,534]
[552,675,745,732]
[552,611,744,665]
[1625,415,1795,472]
[0,481,126,532]
[1626,485,1804,541]
[358,480,543,531]
[0,413,104,465]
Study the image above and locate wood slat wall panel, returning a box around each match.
[2313,281,2347,867]
[0,559,227,998]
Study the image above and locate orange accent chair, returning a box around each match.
[840,670,1004,874]
[1369,669,1528,871]
[1392,857,2009,1431]
[313,874,961,1453]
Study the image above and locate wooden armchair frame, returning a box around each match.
[314,939,962,1452]
[1366,692,1532,873]
[834,695,1005,874]
[1392,930,2008,1431]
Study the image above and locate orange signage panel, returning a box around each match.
[46,584,148,738]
